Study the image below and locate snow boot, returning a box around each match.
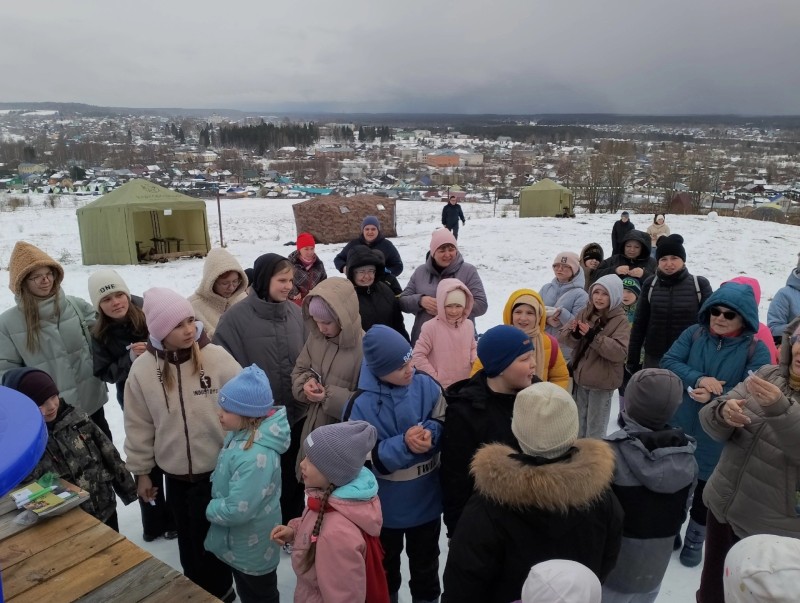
[679,519,706,567]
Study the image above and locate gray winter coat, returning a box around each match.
[399,252,487,344]
[0,290,108,415]
[213,289,307,425]
[604,416,697,593]
[700,320,800,540]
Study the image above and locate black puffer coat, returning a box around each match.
[628,267,713,363]
[593,230,656,285]
[345,246,409,341]
[442,440,623,603]
[611,218,635,255]
[440,372,542,536]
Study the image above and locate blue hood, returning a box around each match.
[698,282,759,334]
[786,268,800,291]
[334,466,379,500]
[226,405,291,455]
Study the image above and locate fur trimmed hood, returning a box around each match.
[471,439,616,513]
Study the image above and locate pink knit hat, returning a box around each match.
[143,287,195,342]
[429,228,458,256]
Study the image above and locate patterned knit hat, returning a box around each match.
[621,277,642,298]
[512,382,578,459]
[303,421,377,486]
[8,241,64,295]
[143,287,195,342]
[218,365,274,417]
[88,269,131,311]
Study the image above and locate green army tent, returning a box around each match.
[518,178,574,217]
[76,179,211,265]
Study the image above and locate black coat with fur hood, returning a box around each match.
[442,440,624,603]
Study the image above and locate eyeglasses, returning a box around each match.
[354,267,376,276]
[27,270,54,285]
[710,307,738,320]
[552,264,572,272]
[216,279,242,289]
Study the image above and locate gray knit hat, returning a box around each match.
[623,368,683,430]
[512,382,578,459]
[303,421,377,486]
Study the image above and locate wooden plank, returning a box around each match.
[75,557,180,603]
[142,576,222,603]
[0,509,97,569]
[8,539,150,603]
[4,523,124,599]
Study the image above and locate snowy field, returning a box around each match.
[1,193,798,601]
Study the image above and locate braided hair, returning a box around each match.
[298,483,335,574]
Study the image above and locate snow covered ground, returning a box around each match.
[1,193,797,601]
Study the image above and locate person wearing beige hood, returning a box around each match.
[188,247,248,339]
[291,278,364,479]
[0,241,110,438]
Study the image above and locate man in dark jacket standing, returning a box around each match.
[627,234,712,370]
[611,211,635,255]
[442,196,466,239]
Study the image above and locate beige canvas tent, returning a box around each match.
[518,179,574,217]
[76,179,211,265]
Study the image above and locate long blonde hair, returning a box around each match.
[20,284,61,353]
[241,416,265,451]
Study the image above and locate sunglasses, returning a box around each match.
[709,307,738,320]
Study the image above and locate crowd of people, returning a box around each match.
[1,210,798,603]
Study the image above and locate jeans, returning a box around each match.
[573,385,614,438]
[381,518,441,600]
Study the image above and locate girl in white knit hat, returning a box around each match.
[88,268,176,544]
[124,287,241,603]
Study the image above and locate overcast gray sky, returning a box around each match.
[3,0,799,115]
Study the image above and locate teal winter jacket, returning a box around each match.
[205,406,291,575]
[661,282,771,480]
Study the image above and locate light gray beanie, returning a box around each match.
[303,421,377,486]
[590,274,624,310]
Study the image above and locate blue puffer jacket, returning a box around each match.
[344,362,446,529]
[205,406,291,575]
[661,283,771,480]
[767,268,800,338]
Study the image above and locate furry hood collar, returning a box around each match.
[471,439,615,513]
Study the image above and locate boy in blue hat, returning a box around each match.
[343,324,446,603]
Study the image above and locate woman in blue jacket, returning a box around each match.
[661,282,770,568]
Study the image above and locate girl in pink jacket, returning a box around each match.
[271,421,388,603]
[412,278,477,389]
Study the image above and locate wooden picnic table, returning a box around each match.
[0,497,220,602]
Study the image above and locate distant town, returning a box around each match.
[1,105,799,219]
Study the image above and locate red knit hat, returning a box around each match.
[297,232,316,250]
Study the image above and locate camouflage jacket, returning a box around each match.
[25,400,137,522]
